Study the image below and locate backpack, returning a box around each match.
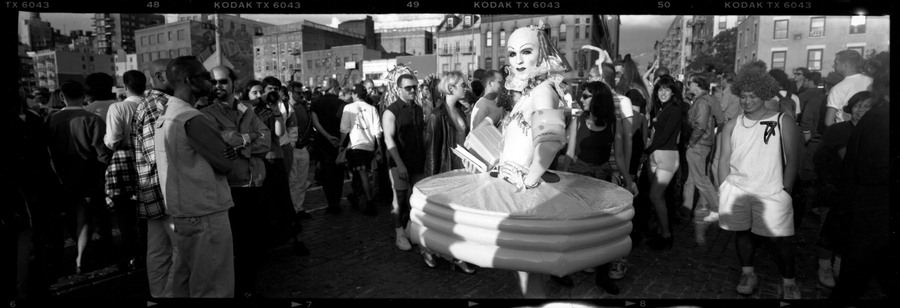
[774,91,797,119]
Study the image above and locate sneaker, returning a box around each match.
[781,282,801,299]
[702,211,720,223]
[395,230,412,251]
[818,266,835,288]
[609,258,627,280]
[736,272,758,295]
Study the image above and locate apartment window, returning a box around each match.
[574,25,580,40]
[168,31,172,40]
[754,22,758,42]
[150,52,158,61]
[142,53,150,63]
[810,17,825,37]
[401,38,407,54]
[850,16,866,34]
[774,19,789,39]
[848,46,864,56]
[170,50,177,58]
[807,49,823,71]
[485,57,492,69]
[738,32,743,48]
[442,63,449,72]
[443,43,448,54]
[560,24,567,41]
[586,18,591,24]
[464,16,472,27]
[150,34,157,45]
[241,24,246,32]
[771,51,786,70]
[181,48,189,56]
[446,17,454,29]
[486,31,493,47]
[141,36,148,46]
[500,29,506,47]
[230,22,235,31]
[177,30,185,41]
[718,17,726,30]
[157,33,164,43]
[585,26,590,39]
[307,60,312,69]
[575,18,580,24]
[455,41,460,52]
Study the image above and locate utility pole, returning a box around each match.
[679,15,690,81]
[214,14,222,67]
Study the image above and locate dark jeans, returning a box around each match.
[111,197,143,266]
[229,187,264,295]
[318,159,346,207]
[263,159,299,247]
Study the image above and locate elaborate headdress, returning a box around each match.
[380,63,418,109]
[505,22,573,93]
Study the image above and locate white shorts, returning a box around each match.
[717,180,794,237]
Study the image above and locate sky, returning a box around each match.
[18,12,674,68]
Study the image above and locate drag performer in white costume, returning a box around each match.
[407,24,634,297]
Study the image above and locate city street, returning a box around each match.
[44,175,886,303]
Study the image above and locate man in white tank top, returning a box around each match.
[716,63,803,300]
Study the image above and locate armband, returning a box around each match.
[531,109,567,146]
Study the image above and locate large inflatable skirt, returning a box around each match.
[408,170,634,277]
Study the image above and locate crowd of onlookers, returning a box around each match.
[4,47,890,300]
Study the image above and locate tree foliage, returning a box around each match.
[686,28,737,74]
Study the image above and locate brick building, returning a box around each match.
[32,49,115,90]
[254,20,368,83]
[91,13,165,55]
[735,15,889,73]
[302,44,382,87]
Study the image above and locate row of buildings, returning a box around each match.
[21,13,620,91]
[656,15,889,78]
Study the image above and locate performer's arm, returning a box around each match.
[523,86,565,187]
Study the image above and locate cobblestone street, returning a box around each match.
[44,178,887,305]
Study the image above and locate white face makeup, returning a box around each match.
[507,28,540,81]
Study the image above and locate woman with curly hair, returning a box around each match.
[717,60,802,299]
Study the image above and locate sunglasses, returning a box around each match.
[760,121,778,144]
[582,94,592,100]
[213,79,230,85]
[402,85,418,92]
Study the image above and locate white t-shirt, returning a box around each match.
[85,99,117,122]
[612,94,634,121]
[827,73,873,123]
[340,100,383,151]
[103,96,141,149]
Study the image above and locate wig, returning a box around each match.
[614,54,650,101]
[730,61,780,100]
[581,81,616,127]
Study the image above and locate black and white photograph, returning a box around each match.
[4,0,892,306]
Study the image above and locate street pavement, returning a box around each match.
[44,175,888,304]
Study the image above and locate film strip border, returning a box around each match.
[2,0,891,15]
[5,298,895,308]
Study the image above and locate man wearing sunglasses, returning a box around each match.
[382,74,426,251]
[154,56,238,297]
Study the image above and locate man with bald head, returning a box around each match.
[155,56,237,297]
[132,58,177,298]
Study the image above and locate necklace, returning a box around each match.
[740,114,760,128]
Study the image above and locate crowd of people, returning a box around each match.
[4,34,890,300]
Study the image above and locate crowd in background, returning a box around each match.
[4,46,890,300]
